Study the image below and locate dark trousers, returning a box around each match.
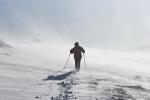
[74,57,81,71]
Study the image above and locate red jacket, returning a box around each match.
[70,46,85,58]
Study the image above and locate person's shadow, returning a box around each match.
[43,71,76,81]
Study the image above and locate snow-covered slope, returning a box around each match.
[0,40,150,100]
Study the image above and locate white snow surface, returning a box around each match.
[0,40,150,100]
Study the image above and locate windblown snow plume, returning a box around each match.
[0,40,149,100]
[0,0,150,100]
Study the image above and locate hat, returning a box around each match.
[74,42,79,46]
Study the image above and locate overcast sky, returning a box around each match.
[0,0,150,49]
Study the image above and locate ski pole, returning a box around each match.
[55,53,71,73]
[83,53,86,70]
[63,53,71,69]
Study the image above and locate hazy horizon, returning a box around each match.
[0,0,150,49]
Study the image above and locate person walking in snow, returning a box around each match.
[70,42,85,71]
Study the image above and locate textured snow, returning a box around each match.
[0,40,150,100]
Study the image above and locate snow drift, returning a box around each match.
[0,39,150,100]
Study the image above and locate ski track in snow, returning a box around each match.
[42,70,150,100]
[1,59,150,100]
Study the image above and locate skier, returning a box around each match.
[70,42,85,71]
